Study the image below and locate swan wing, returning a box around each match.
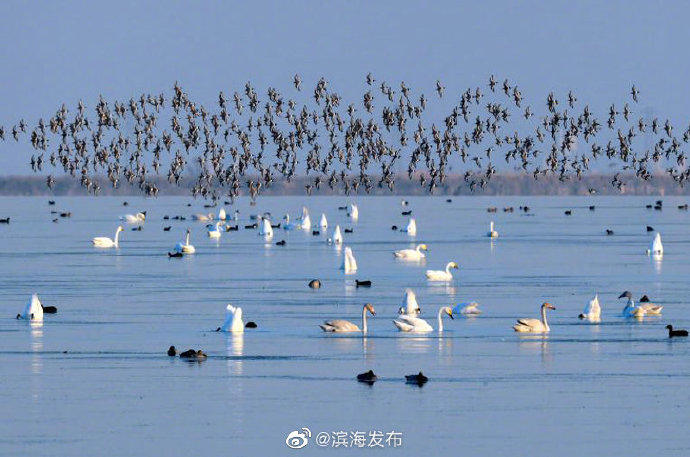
[321,319,359,332]
[393,319,415,332]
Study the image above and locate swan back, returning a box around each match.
[332,225,343,244]
[400,288,421,315]
[22,294,43,321]
[319,213,328,228]
[222,304,244,333]
[341,246,357,273]
[349,204,359,220]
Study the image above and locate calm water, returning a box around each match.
[1,195,689,456]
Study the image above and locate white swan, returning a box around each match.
[174,229,196,253]
[207,221,223,239]
[487,221,498,238]
[348,204,359,220]
[120,211,146,223]
[397,288,421,315]
[92,225,124,248]
[217,207,227,221]
[19,294,43,322]
[330,225,343,244]
[319,213,328,229]
[454,302,482,315]
[297,207,311,230]
[192,213,214,222]
[394,244,428,260]
[220,304,244,333]
[646,233,663,255]
[341,246,358,274]
[513,302,556,333]
[320,303,375,333]
[258,217,273,238]
[401,217,417,235]
[282,214,298,230]
[233,210,239,221]
[426,262,459,281]
[579,294,601,320]
[393,306,453,332]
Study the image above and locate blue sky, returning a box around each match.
[0,0,688,174]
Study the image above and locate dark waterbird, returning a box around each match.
[0,217,9,224]
[344,228,353,233]
[666,325,688,338]
[41,304,58,314]
[167,346,177,356]
[163,226,171,231]
[245,321,258,329]
[405,372,429,386]
[168,251,184,258]
[646,226,654,232]
[179,349,207,360]
[355,280,372,288]
[357,370,377,384]
[309,279,321,289]
[276,239,286,246]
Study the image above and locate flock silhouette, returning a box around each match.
[2,76,689,198]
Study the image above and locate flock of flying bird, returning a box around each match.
[4,75,690,199]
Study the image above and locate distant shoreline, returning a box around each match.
[0,174,685,196]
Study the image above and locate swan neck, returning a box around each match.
[362,306,368,334]
[185,231,190,245]
[541,306,549,330]
[114,228,120,246]
[437,307,444,332]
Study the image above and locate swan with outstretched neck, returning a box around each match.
[513,303,556,333]
[393,306,453,332]
[175,229,195,253]
[320,303,376,333]
[93,225,124,248]
[426,262,459,281]
[394,244,427,260]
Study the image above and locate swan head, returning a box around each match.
[117,225,124,232]
[542,302,556,310]
[443,307,454,319]
[448,262,459,270]
[618,290,632,299]
[364,303,376,316]
[418,244,428,251]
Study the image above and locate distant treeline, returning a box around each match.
[0,174,685,196]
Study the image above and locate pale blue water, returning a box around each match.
[1,196,689,456]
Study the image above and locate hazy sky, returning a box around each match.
[0,0,688,174]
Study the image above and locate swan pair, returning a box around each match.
[401,217,416,236]
[646,233,663,255]
[619,291,663,317]
[426,262,459,281]
[513,302,556,333]
[341,246,357,274]
[120,212,146,223]
[174,229,195,253]
[394,244,427,260]
[320,303,375,333]
[93,226,124,248]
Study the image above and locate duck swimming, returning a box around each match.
[425,262,459,281]
[394,244,427,260]
[513,302,556,333]
[666,325,688,338]
[320,303,375,333]
[405,372,429,386]
[179,349,207,360]
[357,370,377,384]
